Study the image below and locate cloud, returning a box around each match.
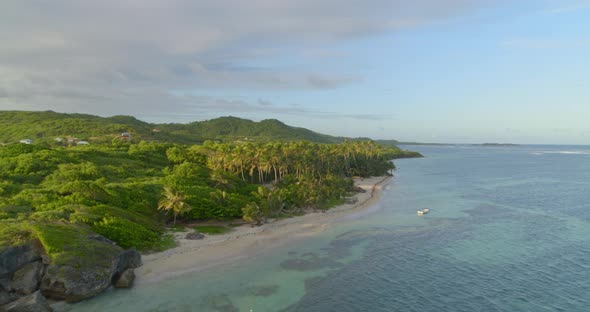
[172,95,391,121]
[0,0,480,121]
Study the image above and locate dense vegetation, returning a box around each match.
[0,139,419,254]
[0,111,421,259]
[0,111,366,145]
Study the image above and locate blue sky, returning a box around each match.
[1,0,589,144]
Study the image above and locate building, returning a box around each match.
[77,141,90,145]
[19,139,32,144]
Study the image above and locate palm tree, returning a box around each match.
[158,187,191,226]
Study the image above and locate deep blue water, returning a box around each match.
[66,145,590,312]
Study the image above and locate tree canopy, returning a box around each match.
[0,114,421,259]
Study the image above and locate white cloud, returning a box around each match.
[0,0,482,121]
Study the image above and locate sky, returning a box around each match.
[1,0,589,144]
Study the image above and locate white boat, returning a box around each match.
[417,208,430,215]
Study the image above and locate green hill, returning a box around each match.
[184,116,338,143]
[0,111,154,144]
[0,111,394,145]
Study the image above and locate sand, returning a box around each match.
[135,176,391,285]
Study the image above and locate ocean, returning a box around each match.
[63,145,590,312]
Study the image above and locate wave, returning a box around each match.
[531,150,590,155]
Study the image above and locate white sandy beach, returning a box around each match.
[135,176,391,285]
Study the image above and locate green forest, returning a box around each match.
[0,111,421,266]
[0,111,378,145]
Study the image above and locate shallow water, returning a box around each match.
[63,145,590,312]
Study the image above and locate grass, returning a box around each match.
[31,223,122,266]
[194,225,232,235]
[0,221,33,249]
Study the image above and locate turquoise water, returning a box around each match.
[63,145,590,311]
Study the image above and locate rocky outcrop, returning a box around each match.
[0,291,52,312]
[0,245,41,279]
[0,292,19,306]
[0,243,45,308]
[117,248,142,272]
[1,236,142,306]
[40,254,120,302]
[110,248,141,290]
[39,239,142,302]
[114,269,135,288]
[10,262,43,295]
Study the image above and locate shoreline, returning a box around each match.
[135,176,392,285]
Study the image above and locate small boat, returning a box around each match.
[417,208,430,215]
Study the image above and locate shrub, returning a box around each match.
[0,221,33,248]
[92,216,160,250]
[242,202,264,226]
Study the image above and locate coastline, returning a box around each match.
[135,176,391,285]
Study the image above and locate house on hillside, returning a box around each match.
[19,139,32,144]
[54,138,63,142]
[67,137,79,144]
[77,141,90,145]
[152,128,162,133]
[121,132,132,140]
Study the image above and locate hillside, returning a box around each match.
[0,111,155,144]
[0,111,421,305]
[0,139,413,303]
[0,111,371,145]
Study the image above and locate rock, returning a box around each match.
[0,277,12,292]
[40,255,120,303]
[0,244,41,279]
[39,234,124,303]
[0,291,19,306]
[185,232,205,240]
[353,186,366,193]
[112,248,141,290]
[11,262,43,295]
[117,248,142,272]
[40,264,116,303]
[0,291,52,312]
[113,269,135,288]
